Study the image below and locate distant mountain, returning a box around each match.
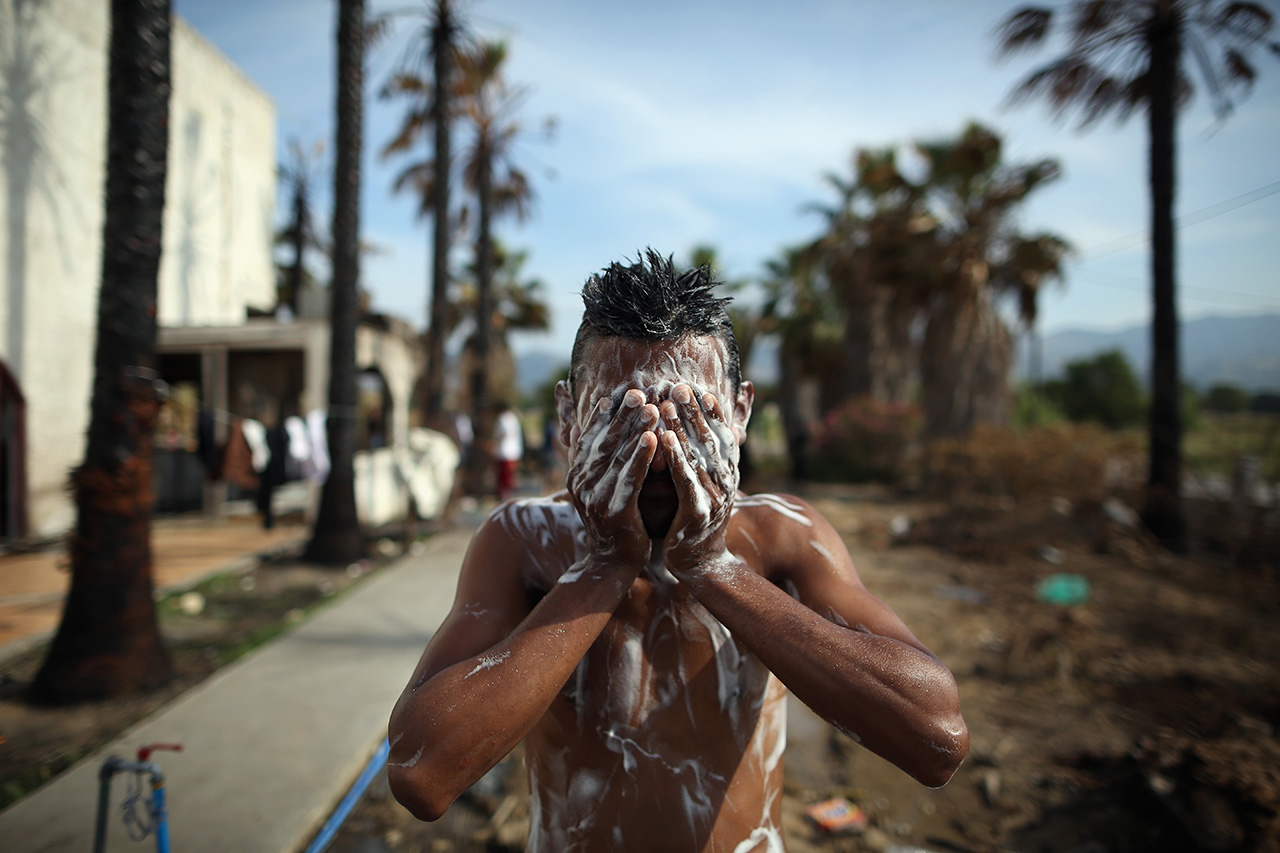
[520,314,1280,399]
[1034,314,1280,392]
[515,350,568,398]
[516,342,780,397]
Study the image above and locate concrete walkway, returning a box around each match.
[0,525,471,853]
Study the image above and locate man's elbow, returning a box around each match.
[914,711,970,789]
[388,763,456,822]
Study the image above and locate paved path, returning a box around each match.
[0,526,470,853]
[0,518,307,662]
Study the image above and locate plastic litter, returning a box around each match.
[805,797,869,834]
[1035,573,1091,607]
[934,585,989,605]
[177,592,205,616]
[1037,545,1065,565]
[1102,497,1139,527]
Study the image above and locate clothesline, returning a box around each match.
[125,367,360,423]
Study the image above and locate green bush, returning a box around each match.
[1015,384,1067,429]
[807,396,922,483]
[1204,383,1251,414]
[1046,349,1145,430]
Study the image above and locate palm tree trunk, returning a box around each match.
[921,291,977,439]
[33,0,173,703]
[305,0,365,565]
[838,282,881,400]
[422,0,455,428]
[921,289,1012,438]
[1142,5,1188,552]
[465,147,494,495]
[882,287,917,404]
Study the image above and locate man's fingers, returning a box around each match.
[611,431,658,516]
[659,397,697,469]
[676,385,720,457]
[662,429,704,496]
[577,392,641,467]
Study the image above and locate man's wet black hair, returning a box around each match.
[569,249,740,399]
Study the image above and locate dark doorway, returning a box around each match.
[0,361,27,540]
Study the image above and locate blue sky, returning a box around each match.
[176,0,1280,363]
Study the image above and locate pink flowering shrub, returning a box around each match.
[809,397,922,484]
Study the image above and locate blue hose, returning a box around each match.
[304,737,391,853]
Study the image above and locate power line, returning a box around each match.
[1073,266,1280,308]
[1074,179,1280,263]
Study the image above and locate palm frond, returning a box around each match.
[1069,0,1122,46]
[380,106,431,158]
[1212,2,1274,43]
[994,7,1055,58]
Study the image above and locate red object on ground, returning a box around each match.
[805,797,869,834]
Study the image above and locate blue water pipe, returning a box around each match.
[304,737,391,853]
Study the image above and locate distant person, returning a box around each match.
[491,402,524,502]
[387,251,967,851]
[453,411,474,468]
[540,416,562,491]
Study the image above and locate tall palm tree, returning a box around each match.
[915,122,1067,439]
[276,138,326,315]
[380,0,466,431]
[994,0,1278,550]
[810,147,935,405]
[454,242,550,412]
[454,40,539,493]
[760,247,844,479]
[304,0,366,566]
[32,0,173,703]
[686,244,764,384]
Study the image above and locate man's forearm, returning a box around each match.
[388,558,639,820]
[680,557,969,788]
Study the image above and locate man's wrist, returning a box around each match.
[558,554,643,587]
[667,545,744,586]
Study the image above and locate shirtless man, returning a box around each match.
[388,251,968,851]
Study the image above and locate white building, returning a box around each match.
[0,0,443,541]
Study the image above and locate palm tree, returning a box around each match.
[276,138,326,315]
[809,148,935,405]
[915,122,1068,439]
[453,242,551,412]
[453,40,539,494]
[380,0,466,431]
[760,247,844,480]
[32,0,173,703]
[304,0,366,566]
[685,244,764,383]
[994,1,1278,550]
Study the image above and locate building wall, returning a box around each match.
[356,317,423,453]
[0,0,277,538]
[159,21,276,327]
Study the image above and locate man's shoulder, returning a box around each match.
[480,492,582,546]
[732,491,821,530]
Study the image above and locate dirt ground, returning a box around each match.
[327,484,1280,853]
[2,484,1277,852]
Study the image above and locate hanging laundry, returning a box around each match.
[241,418,269,473]
[284,415,310,463]
[220,419,259,491]
[303,409,330,483]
